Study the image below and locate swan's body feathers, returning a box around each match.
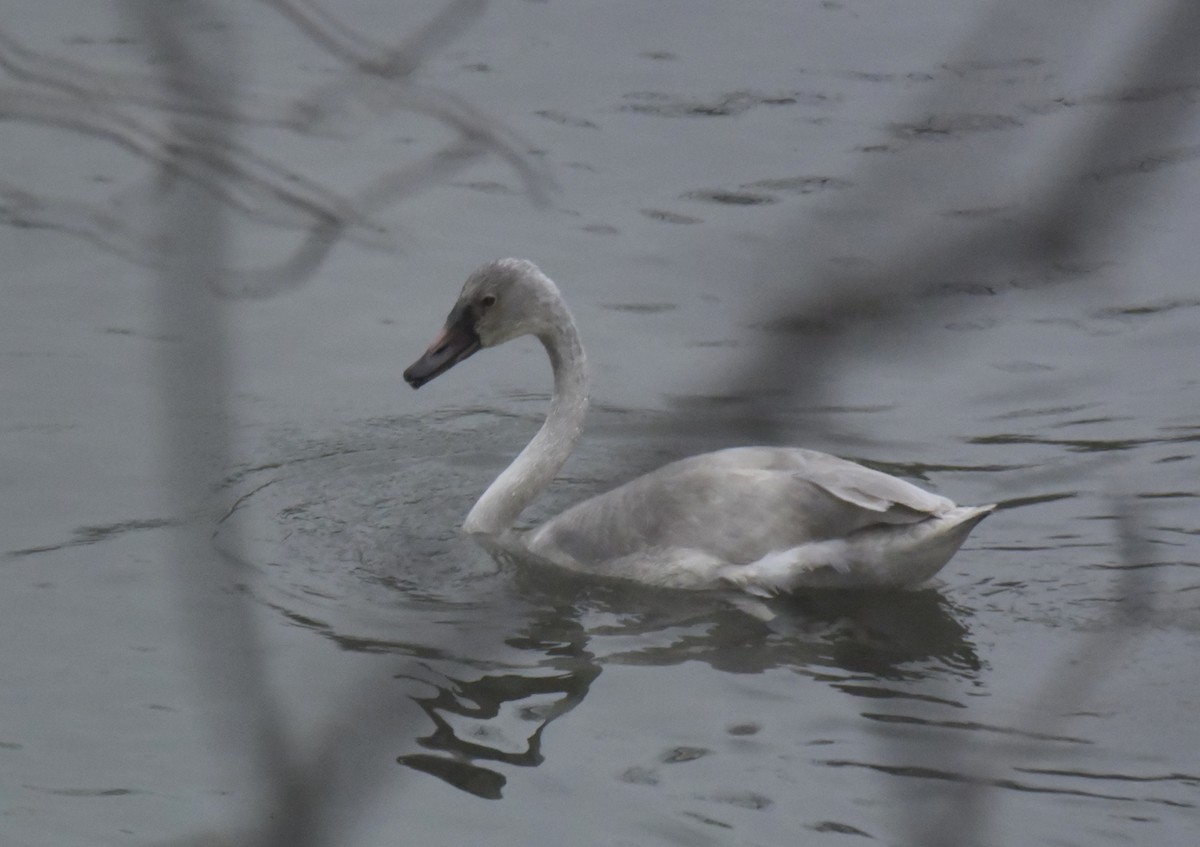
[524,446,992,590]
[405,259,995,594]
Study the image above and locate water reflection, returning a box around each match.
[506,560,980,678]
[397,604,601,799]
[385,558,979,798]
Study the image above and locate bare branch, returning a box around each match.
[0,27,293,127]
[713,0,1200,447]
[263,0,487,76]
[1,0,552,288]
[0,86,394,247]
[128,0,299,819]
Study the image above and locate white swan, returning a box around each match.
[404,259,994,595]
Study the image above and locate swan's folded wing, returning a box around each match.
[527,450,954,573]
[787,449,955,518]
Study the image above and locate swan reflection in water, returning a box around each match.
[404,259,994,597]
[393,572,979,798]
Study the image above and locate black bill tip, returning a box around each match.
[404,320,481,389]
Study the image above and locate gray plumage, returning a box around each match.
[405,259,994,594]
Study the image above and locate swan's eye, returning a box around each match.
[480,293,497,309]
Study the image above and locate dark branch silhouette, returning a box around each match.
[0,0,551,296]
[704,1,1200,447]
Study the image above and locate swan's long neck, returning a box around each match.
[463,301,589,535]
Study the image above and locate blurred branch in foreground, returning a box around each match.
[888,499,1158,847]
[715,0,1200,446]
[109,2,542,845]
[0,0,551,298]
[716,5,1192,843]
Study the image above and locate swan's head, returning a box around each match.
[404,258,563,389]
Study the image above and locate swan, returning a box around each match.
[404,258,994,595]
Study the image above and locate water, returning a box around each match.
[2,1,1198,845]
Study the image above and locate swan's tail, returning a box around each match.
[720,504,996,595]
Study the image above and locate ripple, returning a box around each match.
[1083,146,1200,184]
[808,820,873,836]
[941,204,1015,219]
[726,722,760,736]
[681,810,734,829]
[837,70,935,84]
[991,360,1055,373]
[682,189,778,206]
[1092,298,1200,320]
[662,746,711,764]
[1026,84,1200,116]
[24,785,140,797]
[945,318,999,331]
[942,57,1045,75]
[640,208,703,224]
[923,281,998,297]
[451,180,518,195]
[970,431,1200,453]
[989,403,1099,422]
[861,712,1092,745]
[7,517,176,558]
[890,113,1023,140]
[1015,766,1200,786]
[831,685,966,708]
[743,175,853,194]
[620,765,659,785]
[215,416,518,618]
[600,302,679,314]
[817,760,1151,802]
[710,791,773,810]
[619,89,838,118]
[534,109,598,129]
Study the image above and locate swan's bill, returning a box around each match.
[404,312,481,389]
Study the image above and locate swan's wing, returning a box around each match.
[780,448,955,517]
[527,447,957,572]
[660,447,954,516]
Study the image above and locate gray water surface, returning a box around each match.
[3,1,1198,845]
